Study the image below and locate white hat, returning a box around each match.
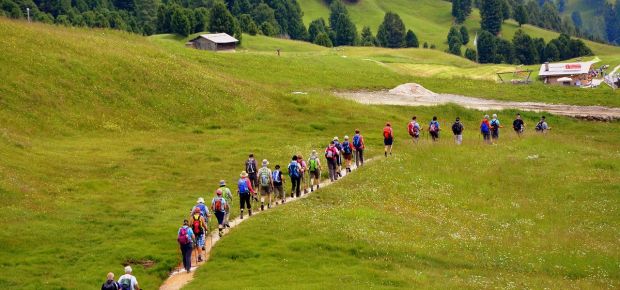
[333,136,339,141]
[492,114,497,118]
[197,197,205,203]
[262,159,269,166]
[344,135,349,140]
[124,266,132,274]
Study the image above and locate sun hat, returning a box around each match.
[240,171,248,177]
[492,113,497,118]
[333,136,339,141]
[311,150,317,156]
[262,159,268,166]
[197,197,205,203]
[216,189,222,195]
[484,114,489,119]
[124,266,132,274]
[344,135,349,140]
[219,180,226,186]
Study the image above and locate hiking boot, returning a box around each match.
[198,256,203,262]
[268,204,271,209]
[385,152,387,157]
[282,199,286,204]
[219,230,223,237]
[202,246,205,251]
[317,184,319,189]
[261,204,264,211]
[240,211,244,219]
[249,209,253,216]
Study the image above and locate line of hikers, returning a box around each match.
[386,113,550,149]
[172,129,367,274]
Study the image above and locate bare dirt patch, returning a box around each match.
[337,83,620,121]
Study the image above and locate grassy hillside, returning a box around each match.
[190,110,620,289]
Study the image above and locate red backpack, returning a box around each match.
[178,227,190,245]
[214,198,223,212]
[192,215,203,235]
[383,127,392,138]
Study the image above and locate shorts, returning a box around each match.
[310,170,320,179]
[260,186,271,195]
[195,232,205,247]
[343,153,352,160]
[273,185,285,199]
[384,137,393,145]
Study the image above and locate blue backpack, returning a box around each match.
[272,170,281,183]
[288,161,299,178]
[341,141,352,154]
[238,178,249,194]
[480,121,490,134]
[353,135,362,148]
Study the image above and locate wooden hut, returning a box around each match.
[186,33,239,51]
[538,60,598,86]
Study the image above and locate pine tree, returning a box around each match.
[171,7,190,36]
[405,29,419,47]
[308,18,328,43]
[314,32,333,47]
[543,42,560,61]
[329,0,357,46]
[209,2,236,35]
[512,29,537,64]
[480,0,503,35]
[447,26,462,44]
[460,26,469,44]
[452,0,464,23]
[476,30,497,63]
[465,48,477,61]
[360,26,377,46]
[514,4,527,27]
[376,11,406,48]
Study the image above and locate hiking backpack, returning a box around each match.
[192,215,203,235]
[238,178,249,193]
[480,121,490,134]
[259,168,270,187]
[178,227,190,245]
[452,122,463,135]
[246,159,256,174]
[102,280,119,290]
[308,158,318,171]
[513,119,521,130]
[409,121,419,136]
[429,122,438,133]
[535,121,544,131]
[119,278,132,290]
[383,127,392,138]
[325,147,334,159]
[214,197,223,212]
[288,161,299,178]
[272,170,281,183]
[341,141,352,154]
[353,135,362,148]
[491,119,499,132]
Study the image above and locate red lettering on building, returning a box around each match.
[565,64,581,70]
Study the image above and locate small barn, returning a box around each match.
[186,33,239,51]
[538,60,598,86]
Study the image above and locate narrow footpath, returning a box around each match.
[159,159,371,290]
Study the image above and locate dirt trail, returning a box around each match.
[336,83,620,121]
[159,159,371,290]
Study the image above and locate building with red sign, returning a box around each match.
[538,60,598,86]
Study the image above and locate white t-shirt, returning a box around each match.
[118,274,138,290]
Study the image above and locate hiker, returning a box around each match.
[325,141,339,181]
[272,164,286,204]
[535,116,550,133]
[118,266,140,290]
[211,189,229,237]
[217,180,233,228]
[102,272,120,290]
[490,114,503,141]
[407,116,421,144]
[189,207,207,262]
[512,113,525,136]
[353,129,365,167]
[190,198,210,221]
[308,150,321,191]
[333,137,343,176]
[428,116,440,142]
[257,159,273,210]
[451,117,464,145]
[297,154,309,194]
[237,171,255,219]
[245,153,259,189]
[288,155,302,198]
[341,136,354,173]
[383,122,394,157]
[177,220,195,273]
[480,115,491,144]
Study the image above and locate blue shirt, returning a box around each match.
[178,225,195,240]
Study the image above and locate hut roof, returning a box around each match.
[192,33,238,44]
[538,60,598,77]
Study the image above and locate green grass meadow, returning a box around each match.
[0,17,618,289]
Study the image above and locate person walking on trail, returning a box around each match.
[325,141,339,181]
[308,150,321,191]
[218,180,233,228]
[383,122,394,157]
[102,272,120,290]
[211,189,229,237]
[480,115,492,144]
[451,117,464,145]
[535,116,550,133]
[341,136,354,173]
[288,155,302,198]
[177,220,195,274]
[245,153,259,191]
[272,164,286,204]
[189,207,207,262]
[333,137,343,177]
[428,116,440,142]
[257,159,273,210]
[297,154,309,194]
[512,113,525,136]
[490,114,503,141]
[118,266,140,290]
[237,171,255,219]
[191,198,210,221]
[407,116,421,144]
[353,129,365,167]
